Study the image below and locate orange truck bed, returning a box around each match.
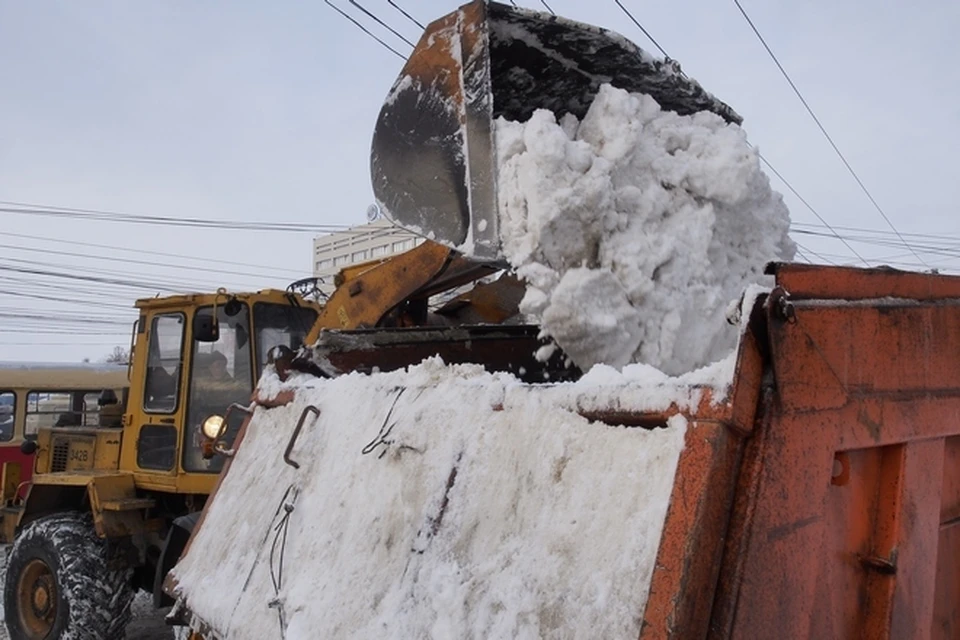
[638,262,960,639]
[169,261,959,639]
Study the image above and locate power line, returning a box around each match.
[540,1,556,16]
[791,229,960,264]
[791,222,960,245]
[759,154,869,266]
[386,1,423,29]
[323,1,405,59]
[0,204,347,234]
[0,242,288,284]
[347,0,415,48]
[605,4,872,268]
[0,341,128,347]
[1,200,417,242]
[612,0,669,59]
[731,0,927,267]
[4,232,303,278]
[0,254,226,291]
[792,247,813,264]
[0,263,191,293]
[0,289,132,311]
[794,241,837,266]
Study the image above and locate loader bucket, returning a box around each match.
[371,0,741,261]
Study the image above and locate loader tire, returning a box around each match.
[3,511,134,640]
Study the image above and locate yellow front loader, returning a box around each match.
[2,287,321,639]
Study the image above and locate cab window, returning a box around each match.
[0,391,14,442]
[144,313,185,413]
[24,390,101,436]
[184,304,254,473]
[253,303,319,374]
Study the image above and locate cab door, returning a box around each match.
[121,310,187,490]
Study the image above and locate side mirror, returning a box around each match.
[224,298,243,317]
[193,314,219,343]
[20,440,37,455]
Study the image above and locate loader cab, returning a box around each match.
[122,289,320,494]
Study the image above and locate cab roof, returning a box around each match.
[133,288,310,312]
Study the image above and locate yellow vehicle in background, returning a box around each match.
[0,362,130,535]
[2,286,321,640]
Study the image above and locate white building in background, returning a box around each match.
[312,219,423,294]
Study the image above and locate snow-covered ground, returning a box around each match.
[0,544,176,640]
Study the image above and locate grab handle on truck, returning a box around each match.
[284,405,320,469]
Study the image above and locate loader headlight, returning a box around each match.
[201,415,226,440]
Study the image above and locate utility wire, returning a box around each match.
[4,232,303,278]
[608,5,872,268]
[0,341,128,347]
[731,0,927,267]
[0,289,131,311]
[540,1,556,16]
[1,201,416,241]
[0,242,286,284]
[612,0,669,59]
[0,256,224,292]
[0,264,189,293]
[792,248,812,264]
[1,205,348,233]
[759,154,869,266]
[791,222,960,244]
[323,1,405,59]
[386,1,423,29]
[347,0,415,47]
[794,242,837,266]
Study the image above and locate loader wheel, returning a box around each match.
[3,512,134,640]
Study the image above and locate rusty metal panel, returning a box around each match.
[640,420,745,640]
[769,301,960,412]
[768,262,960,300]
[934,523,960,639]
[312,325,580,384]
[710,411,837,640]
[934,436,960,639]
[810,445,886,639]
[709,273,960,639]
[885,439,944,639]
[941,436,960,526]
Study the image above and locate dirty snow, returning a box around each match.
[494,83,793,374]
[169,359,691,640]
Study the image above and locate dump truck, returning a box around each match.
[161,2,959,639]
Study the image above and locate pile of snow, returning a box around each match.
[169,360,691,640]
[494,84,793,374]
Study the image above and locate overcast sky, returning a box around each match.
[1,0,958,363]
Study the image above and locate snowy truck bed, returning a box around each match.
[165,351,744,640]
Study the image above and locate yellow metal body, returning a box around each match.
[307,240,500,342]
[16,288,322,533]
[33,427,122,474]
